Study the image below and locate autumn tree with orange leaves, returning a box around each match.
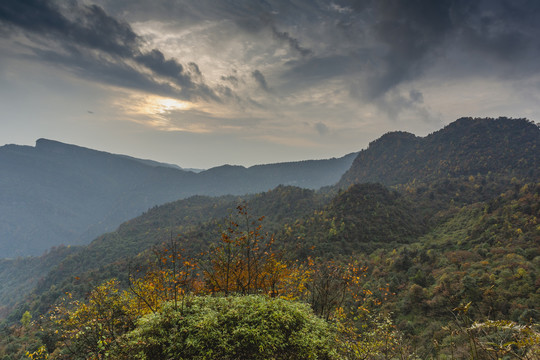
[202,204,289,296]
[128,236,200,314]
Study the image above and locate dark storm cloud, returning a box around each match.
[132,49,219,100]
[457,0,540,64]
[135,50,186,80]
[252,70,269,92]
[0,0,139,56]
[27,45,183,97]
[358,0,457,98]
[0,0,218,101]
[352,0,540,98]
[2,0,540,116]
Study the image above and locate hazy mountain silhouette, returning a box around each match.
[0,139,356,257]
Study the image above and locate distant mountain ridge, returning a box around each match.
[0,139,356,257]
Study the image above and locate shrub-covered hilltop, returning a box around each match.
[1,117,539,359]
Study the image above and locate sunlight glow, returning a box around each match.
[145,96,192,114]
[116,93,213,133]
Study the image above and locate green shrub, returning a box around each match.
[115,295,338,360]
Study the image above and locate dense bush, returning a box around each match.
[115,295,338,360]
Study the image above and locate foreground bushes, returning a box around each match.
[114,295,338,360]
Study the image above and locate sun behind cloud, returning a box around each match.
[148,96,192,114]
[115,93,205,132]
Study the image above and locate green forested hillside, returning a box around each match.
[0,246,80,318]
[4,179,535,358]
[352,181,540,352]
[280,183,428,255]
[339,117,539,187]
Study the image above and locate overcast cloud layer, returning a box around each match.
[1,0,539,168]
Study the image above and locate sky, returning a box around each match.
[1,0,539,169]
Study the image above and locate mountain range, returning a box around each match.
[0,139,356,257]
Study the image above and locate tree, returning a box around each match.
[441,302,540,359]
[20,311,32,329]
[48,280,139,359]
[129,236,199,314]
[202,205,287,296]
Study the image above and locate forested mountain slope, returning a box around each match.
[0,186,322,317]
[0,245,79,313]
[279,183,428,256]
[339,117,539,187]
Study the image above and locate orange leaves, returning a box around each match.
[283,258,396,326]
[129,237,199,313]
[202,204,288,297]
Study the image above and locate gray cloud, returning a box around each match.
[458,1,540,65]
[268,0,540,102]
[0,0,219,101]
[187,63,202,78]
[409,89,424,104]
[359,0,456,98]
[26,45,182,97]
[135,49,185,80]
[282,54,364,89]
[358,0,540,98]
[315,122,329,136]
[0,0,139,56]
[252,70,269,92]
[221,75,240,88]
[271,25,312,57]
[374,89,431,122]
